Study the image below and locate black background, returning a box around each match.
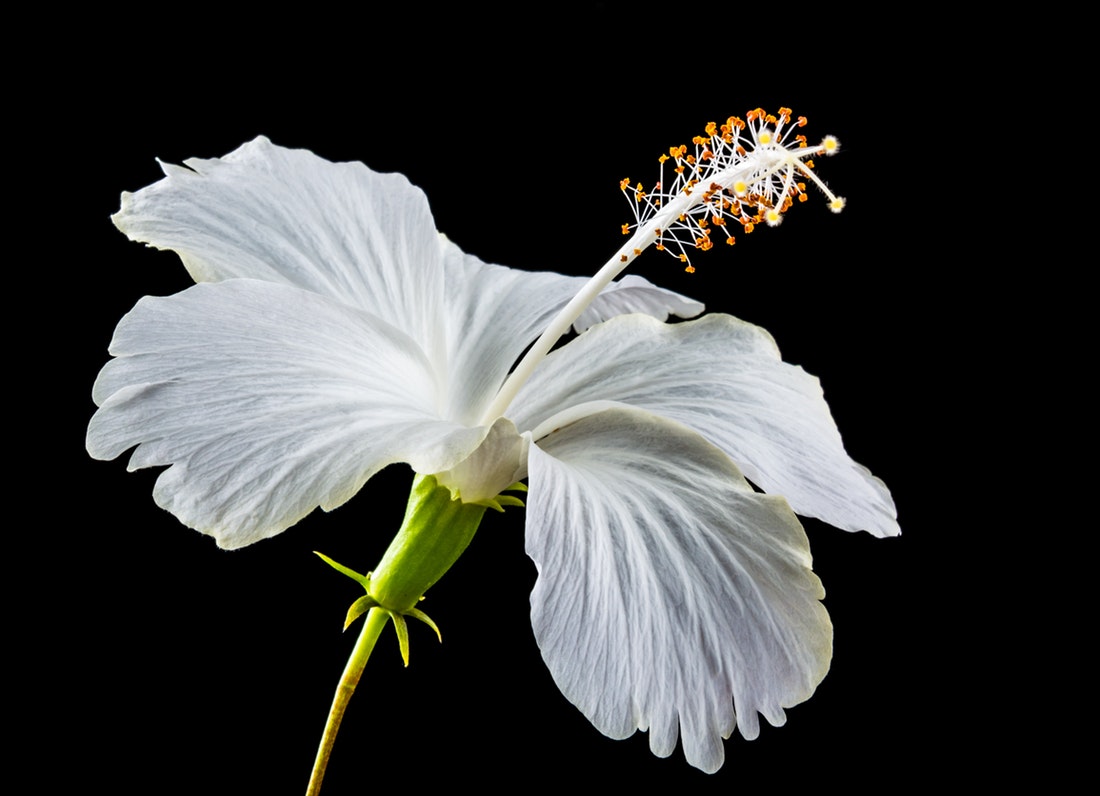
[27,12,970,794]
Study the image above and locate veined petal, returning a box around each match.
[526,406,831,773]
[113,137,445,364]
[439,238,702,424]
[510,313,899,538]
[573,274,704,333]
[87,279,487,549]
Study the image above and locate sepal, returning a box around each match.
[389,612,411,667]
[343,595,379,631]
[404,607,442,642]
[313,551,372,589]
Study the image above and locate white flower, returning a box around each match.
[87,135,898,773]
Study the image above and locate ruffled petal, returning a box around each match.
[510,313,899,538]
[113,137,446,364]
[526,405,831,773]
[439,238,702,424]
[87,279,487,549]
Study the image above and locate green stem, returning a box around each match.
[306,474,493,794]
[306,607,390,796]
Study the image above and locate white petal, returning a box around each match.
[573,274,704,333]
[439,239,702,424]
[87,279,486,549]
[432,416,529,503]
[510,313,899,537]
[526,406,831,773]
[113,137,446,364]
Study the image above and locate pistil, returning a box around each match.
[479,108,843,425]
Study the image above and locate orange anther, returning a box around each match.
[685,264,695,273]
[622,223,631,235]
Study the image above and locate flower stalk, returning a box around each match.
[306,606,389,796]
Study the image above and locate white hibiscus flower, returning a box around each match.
[88,114,898,785]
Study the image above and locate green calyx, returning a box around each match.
[315,473,525,665]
